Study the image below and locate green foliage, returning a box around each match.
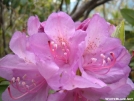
[112,21,125,45]
[120,9,134,26]
[0,78,9,101]
[65,0,70,5]
[0,85,8,101]
[127,90,134,101]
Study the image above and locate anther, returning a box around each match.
[51,41,54,45]
[61,42,66,46]
[102,60,106,65]
[107,57,111,62]
[22,82,26,86]
[54,44,58,49]
[16,77,20,82]
[64,52,67,56]
[59,90,64,93]
[100,54,106,59]
[12,77,15,83]
[91,58,97,63]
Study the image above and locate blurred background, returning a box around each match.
[0,0,134,99]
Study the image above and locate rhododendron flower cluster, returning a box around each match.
[0,12,134,101]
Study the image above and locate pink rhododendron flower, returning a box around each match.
[0,16,50,101]
[76,18,90,31]
[28,12,87,90]
[78,14,131,83]
[47,77,134,101]
[0,54,49,101]
[0,12,134,101]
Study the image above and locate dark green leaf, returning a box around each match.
[11,0,20,9]
[120,9,134,26]
[0,85,8,101]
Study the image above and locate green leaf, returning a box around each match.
[11,0,20,9]
[0,85,8,101]
[120,9,134,26]
[65,0,70,5]
[20,0,27,5]
[127,90,134,100]
[0,77,4,82]
[112,21,125,45]
[100,99,105,101]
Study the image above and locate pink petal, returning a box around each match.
[37,59,59,80]
[127,78,134,90]
[101,77,133,99]
[47,70,103,90]
[108,23,116,35]
[27,16,40,35]
[85,14,111,53]
[74,21,81,29]
[9,31,35,63]
[69,30,87,63]
[0,54,38,80]
[82,87,110,101]
[47,91,66,101]
[86,14,110,37]
[28,32,51,59]
[10,31,27,59]
[45,12,75,41]
[91,66,130,84]
[76,18,90,31]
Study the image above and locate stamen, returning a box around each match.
[54,44,58,49]
[12,77,15,83]
[8,87,29,100]
[8,80,45,100]
[48,40,70,63]
[100,54,106,59]
[16,77,20,82]
[91,58,97,63]
[107,57,111,62]
[22,82,26,86]
[51,41,54,45]
[84,53,116,74]
[102,59,106,65]
[61,42,66,46]
[64,52,67,56]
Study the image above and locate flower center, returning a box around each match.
[8,74,45,99]
[84,52,116,74]
[48,40,70,63]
